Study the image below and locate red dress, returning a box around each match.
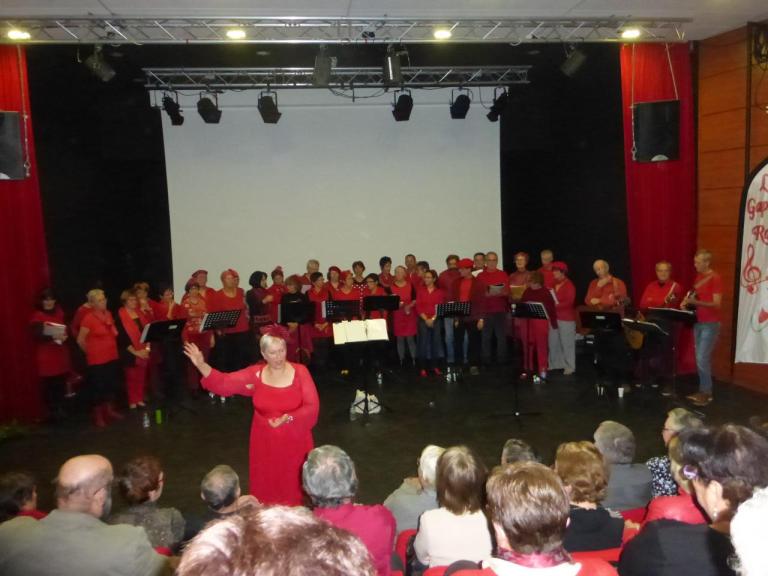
[308,287,332,338]
[266,284,287,323]
[201,362,319,505]
[30,308,71,377]
[390,281,417,337]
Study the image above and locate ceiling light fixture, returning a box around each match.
[392,89,413,122]
[433,29,452,40]
[487,88,509,123]
[226,29,247,40]
[162,93,184,126]
[383,44,404,86]
[7,29,30,41]
[197,93,222,124]
[258,90,281,124]
[621,28,642,40]
[449,88,471,119]
[84,45,116,82]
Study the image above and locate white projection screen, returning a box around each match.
[161,88,502,292]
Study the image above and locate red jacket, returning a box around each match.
[415,286,446,319]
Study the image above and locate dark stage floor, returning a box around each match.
[1,358,765,522]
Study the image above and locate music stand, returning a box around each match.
[279,301,316,363]
[323,300,360,322]
[362,295,401,386]
[200,309,242,332]
[490,302,545,427]
[646,307,696,396]
[580,309,625,398]
[436,301,471,319]
[140,318,195,418]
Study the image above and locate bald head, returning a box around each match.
[593,260,609,278]
[56,455,113,517]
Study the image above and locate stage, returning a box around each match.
[0,352,763,521]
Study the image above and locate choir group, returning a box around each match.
[29,247,722,427]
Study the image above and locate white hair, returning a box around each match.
[732,487,768,576]
[418,445,445,489]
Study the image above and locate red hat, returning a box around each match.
[271,266,284,279]
[328,265,341,276]
[340,270,352,281]
[458,258,474,269]
[220,268,239,281]
[259,323,290,341]
[552,261,568,274]
[192,269,208,277]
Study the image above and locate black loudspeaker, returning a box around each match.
[0,112,25,180]
[632,100,680,162]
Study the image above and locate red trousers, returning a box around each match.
[524,319,549,373]
[124,359,148,405]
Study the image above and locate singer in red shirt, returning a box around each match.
[212,268,252,371]
[478,251,510,366]
[117,290,150,409]
[390,266,418,367]
[585,259,629,311]
[548,262,577,376]
[452,259,486,373]
[519,272,557,382]
[538,249,556,289]
[416,270,446,377]
[308,272,332,370]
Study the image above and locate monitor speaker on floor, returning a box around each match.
[632,100,680,163]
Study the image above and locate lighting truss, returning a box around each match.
[143,66,531,91]
[0,16,689,45]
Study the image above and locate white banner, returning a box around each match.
[735,159,768,363]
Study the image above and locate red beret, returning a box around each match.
[340,270,352,281]
[458,258,474,269]
[552,261,568,274]
[192,269,208,277]
[328,266,341,276]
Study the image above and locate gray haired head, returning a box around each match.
[594,420,636,465]
[302,445,358,508]
[501,438,540,466]
[200,465,240,511]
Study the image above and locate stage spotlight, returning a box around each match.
[486,89,508,122]
[313,46,332,86]
[258,91,282,124]
[84,46,116,82]
[7,29,31,41]
[383,45,403,86]
[450,89,471,119]
[226,28,246,40]
[434,29,452,40]
[197,94,222,124]
[560,47,587,78]
[162,93,184,126]
[621,27,642,40]
[392,90,413,122]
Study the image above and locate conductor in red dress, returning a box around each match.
[184,324,319,506]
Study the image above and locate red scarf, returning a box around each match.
[118,307,146,350]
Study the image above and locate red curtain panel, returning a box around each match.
[620,43,697,373]
[0,46,49,421]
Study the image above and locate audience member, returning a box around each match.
[643,436,707,525]
[184,464,259,540]
[384,444,444,532]
[0,454,172,575]
[413,445,492,568]
[109,455,185,550]
[500,438,540,466]
[731,487,768,576]
[177,505,376,576]
[594,421,652,511]
[303,445,396,576]
[619,424,768,576]
[453,461,617,576]
[0,471,45,522]
[554,441,624,552]
[646,408,703,497]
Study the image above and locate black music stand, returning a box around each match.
[436,301,471,381]
[200,309,242,332]
[579,309,626,398]
[362,295,402,386]
[279,301,316,364]
[490,302,545,427]
[646,307,696,396]
[323,300,360,322]
[141,318,195,418]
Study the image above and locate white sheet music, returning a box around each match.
[333,319,389,344]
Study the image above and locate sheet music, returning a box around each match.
[43,322,67,339]
[332,319,389,344]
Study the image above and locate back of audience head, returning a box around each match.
[177,505,376,576]
[436,445,487,515]
[55,454,114,518]
[0,471,37,522]
[487,461,570,556]
[501,438,540,466]
[667,436,692,494]
[680,423,768,523]
[594,420,636,465]
[555,441,608,505]
[731,487,768,576]
[118,455,163,506]
[663,407,703,445]
[417,445,445,490]
[302,445,358,508]
[201,465,240,512]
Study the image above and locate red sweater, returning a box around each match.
[477,269,510,314]
[416,286,446,319]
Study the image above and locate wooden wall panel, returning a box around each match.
[699,68,748,115]
[698,28,748,78]
[700,109,747,152]
[751,145,768,170]
[698,187,743,228]
[699,148,747,190]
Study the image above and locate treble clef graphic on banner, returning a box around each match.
[742,244,764,294]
